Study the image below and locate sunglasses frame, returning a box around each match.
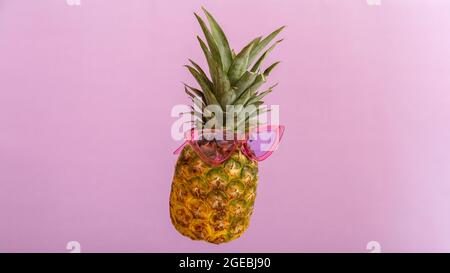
[173,125,285,166]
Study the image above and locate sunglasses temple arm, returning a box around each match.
[276,126,285,148]
[173,141,188,155]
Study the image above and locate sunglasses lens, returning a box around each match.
[196,139,217,159]
[247,130,279,159]
[195,139,235,165]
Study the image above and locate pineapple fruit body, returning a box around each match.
[169,144,258,244]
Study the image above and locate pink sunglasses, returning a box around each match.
[174,125,285,166]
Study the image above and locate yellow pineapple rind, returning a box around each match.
[169,144,258,244]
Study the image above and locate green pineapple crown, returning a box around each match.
[184,7,284,131]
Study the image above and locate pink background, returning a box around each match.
[1,0,450,252]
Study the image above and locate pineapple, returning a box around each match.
[170,7,283,244]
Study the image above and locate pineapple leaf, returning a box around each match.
[235,105,261,129]
[184,63,213,90]
[220,89,237,109]
[185,86,197,99]
[217,78,232,108]
[203,88,220,106]
[246,83,277,105]
[185,65,219,105]
[184,83,206,103]
[228,37,260,84]
[264,61,281,77]
[194,13,223,69]
[197,37,219,91]
[241,104,272,130]
[202,7,233,72]
[249,26,285,65]
[183,109,204,129]
[188,59,211,85]
[233,73,266,106]
[234,70,258,98]
[189,97,206,108]
[251,39,283,72]
[197,36,230,101]
[247,73,266,94]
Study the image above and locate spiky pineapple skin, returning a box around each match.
[169,144,258,244]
